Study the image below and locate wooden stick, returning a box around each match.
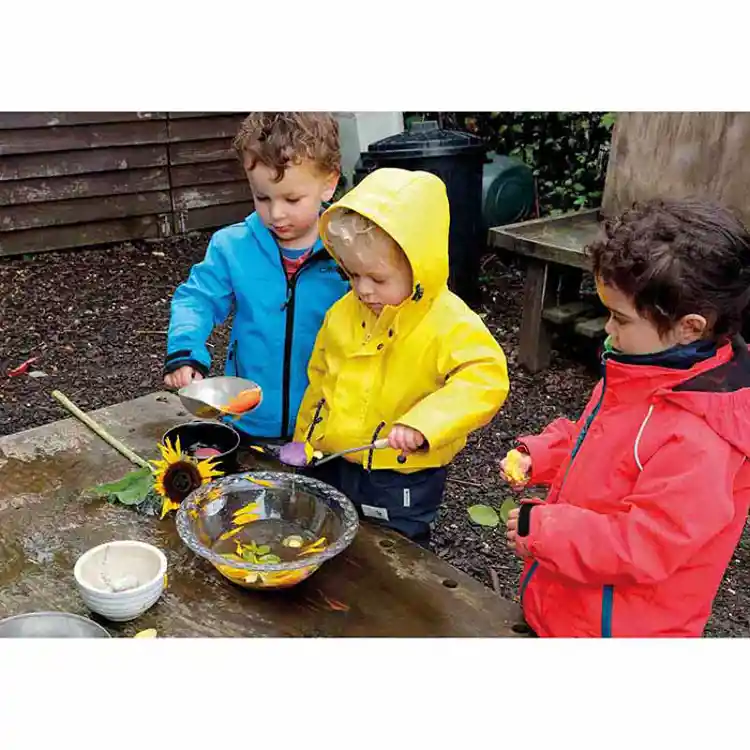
[489,568,502,597]
[446,477,483,488]
[51,390,152,471]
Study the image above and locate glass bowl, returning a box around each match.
[175,471,359,590]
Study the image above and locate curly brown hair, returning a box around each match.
[589,198,750,339]
[232,112,340,182]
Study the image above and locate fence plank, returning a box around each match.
[170,160,244,187]
[168,112,241,119]
[0,216,163,257]
[0,113,166,129]
[169,138,235,165]
[1,191,171,231]
[180,202,252,232]
[0,168,169,206]
[172,181,252,211]
[0,144,168,181]
[167,115,247,143]
[0,120,169,157]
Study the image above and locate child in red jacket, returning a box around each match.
[501,198,750,637]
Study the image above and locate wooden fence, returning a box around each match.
[0,112,252,257]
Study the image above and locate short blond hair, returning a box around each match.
[325,208,382,247]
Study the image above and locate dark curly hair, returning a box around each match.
[232,112,340,182]
[588,198,750,340]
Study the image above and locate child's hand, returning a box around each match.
[164,366,203,390]
[500,449,532,489]
[387,424,426,455]
[505,507,529,558]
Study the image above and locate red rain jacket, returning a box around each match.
[516,339,750,637]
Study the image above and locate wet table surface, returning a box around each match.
[0,393,525,637]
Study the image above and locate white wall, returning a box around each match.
[336,112,404,186]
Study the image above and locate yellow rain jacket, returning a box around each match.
[294,168,510,472]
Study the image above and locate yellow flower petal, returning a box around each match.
[233,513,260,526]
[247,477,275,488]
[218,527,243,542]
[134,629,158,638]
[160,498,180,519]
[233,502,259,517]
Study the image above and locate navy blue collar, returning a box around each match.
[604,339,719,371]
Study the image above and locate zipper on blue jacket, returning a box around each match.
[277,247,329,439]
[228,340,239,377]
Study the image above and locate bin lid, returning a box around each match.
[365,120,486,159]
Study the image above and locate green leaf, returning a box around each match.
[258,554,282,564]
[89,468,153,506]
[467,504,500,528]
[601,112,617,129]
[499,499,518,524]
[255,545,271,555]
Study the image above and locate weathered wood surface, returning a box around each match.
[0,113,166,130]
[603,112,750,224]
[489,210,604,372]
[518,261,554,373]
[168,138,236,165]
[0,112,251,255]
[1,191,171,231]
[0,216,164,257]
[0,120,169,156]
[488,208,601,270]
[170,159,244,187]
[0,145,168,182]
[167,114,247,142]
[0,393,526,638]
[172,181,251,212]
[178,202,252,233]
[0,167,170,206]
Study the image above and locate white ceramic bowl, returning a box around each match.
[74,541,167,623]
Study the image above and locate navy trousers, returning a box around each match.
[307,458,447,543]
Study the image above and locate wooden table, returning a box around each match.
[0,393,526,637]
[489,208,604,373]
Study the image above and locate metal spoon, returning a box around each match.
[312,438,391,467]
[253,437,396,468]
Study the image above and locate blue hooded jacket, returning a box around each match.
[165,211,349,439]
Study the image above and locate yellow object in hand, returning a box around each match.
[505,449,528,484]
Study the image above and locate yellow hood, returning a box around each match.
[319,168,450,302]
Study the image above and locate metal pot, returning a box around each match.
[0,611,111,638]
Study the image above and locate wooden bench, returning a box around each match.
[489,208,604,372]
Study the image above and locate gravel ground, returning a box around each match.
[1,236,748,636]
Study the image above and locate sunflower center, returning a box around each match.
[162,461,203,502]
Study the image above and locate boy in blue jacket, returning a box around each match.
[164,113,350,439]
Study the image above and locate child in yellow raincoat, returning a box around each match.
[293,167,510,543]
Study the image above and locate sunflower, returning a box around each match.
[151,436,223,519]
